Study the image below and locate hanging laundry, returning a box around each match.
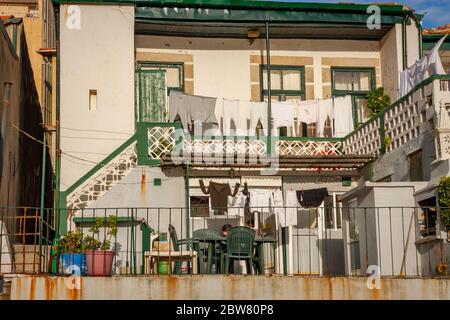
[399,35,447,99]
[169,90,190,130]
[227,193,247,217]
[272,101,294,130]
[249,102,268,136]
[223,99,240,136]
[248,189,273,214]
[283,191,300,227]
[295,100,319,125]
[169,91,218,131]
[317,98,333,137]
[199,180,240,215]
[333,95,354,138]
[296,188,329,207]
[238,100,253,136]
[272,190,295,228]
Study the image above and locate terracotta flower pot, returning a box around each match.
[85,250,115,276]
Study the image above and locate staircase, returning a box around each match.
[66,137,138,210]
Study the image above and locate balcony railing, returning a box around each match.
[343,74,450,157]
[1,206,448,278]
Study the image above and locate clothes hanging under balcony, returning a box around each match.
[199,179,240,215]
[296,188,329,208]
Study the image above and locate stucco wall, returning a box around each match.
[135,36,382,103]
[10,275,450,300]
[380,25,402,101]
[60,4,135,189]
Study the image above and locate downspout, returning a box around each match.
[417,18,424,59]
[265,22,272,153]
[55,5,63,236]
[185,160,190,238]
[402,12,413,70]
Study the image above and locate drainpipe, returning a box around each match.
[265,22,272,153]
[402,12,413,70]
[417,18,424,59]
[54,5,63,236]
[185,160,190,238]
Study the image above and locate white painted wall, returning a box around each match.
[136,36,382,102]
[380,25,402,101]
[406,21,421,68]
[60,4,135,189]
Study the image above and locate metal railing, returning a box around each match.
[1,206,448,278]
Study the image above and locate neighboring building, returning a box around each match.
[0,18,53,241]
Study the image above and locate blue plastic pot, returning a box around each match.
[59,253,87,275]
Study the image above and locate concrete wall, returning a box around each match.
[380,25,402,101]
[10,275,450,300]
[60,4,135,189]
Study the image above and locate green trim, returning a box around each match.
[65,134,137,195]
[73,216,147,223]
[12,24,17,53]
[57,191,67,236]
[53,0,408,14]
[136,122,182,166]
[331,67,376,125]
[137,61,185,93]
[135,7,406,25]
[259,65,306,101]
[423,35,450,51]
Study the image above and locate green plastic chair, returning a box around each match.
[224,227,256,275]
[168,224,196,274]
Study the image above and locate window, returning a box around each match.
[190,196,210,218]
[331,68,375,125]
[260,65,305,101]
[138,62,184,92]
[409,149,423,181]
[89,90,97,111]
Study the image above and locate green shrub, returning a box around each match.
[438,177,450,227]
[367,87,390,116]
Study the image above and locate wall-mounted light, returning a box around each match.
[247,30,260,45]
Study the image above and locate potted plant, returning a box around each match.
[55,230,87,275]
[84,215,118,276]
[438,177,450,238]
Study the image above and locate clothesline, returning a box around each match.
[169,91,354,138]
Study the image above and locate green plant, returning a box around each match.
[55,230,84,253]
[86,215,118,251]
[438,176,450,226]
[384,136,392,147]
[367,87,390,116]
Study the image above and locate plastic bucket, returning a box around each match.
[157,261,169,275]
[59,253,87,275]
[85,250,115,276]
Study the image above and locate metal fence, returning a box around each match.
[0,206,449,278]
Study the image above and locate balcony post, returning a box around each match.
[265,22,273,154]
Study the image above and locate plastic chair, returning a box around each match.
[224,227,256,275]
[168,224,196,274]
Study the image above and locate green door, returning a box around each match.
[137,70,167,122]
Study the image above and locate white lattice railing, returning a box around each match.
[147,126,176,160]
[384,99,420,153]
[183,139,267,156]
[343,75,450,158]
[66,141,138,210]
[276,139,343,156]
[343,118,381,156]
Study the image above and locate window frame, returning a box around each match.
[259,64,306,101]
[331,67,376,125]
[136,61,185,93]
